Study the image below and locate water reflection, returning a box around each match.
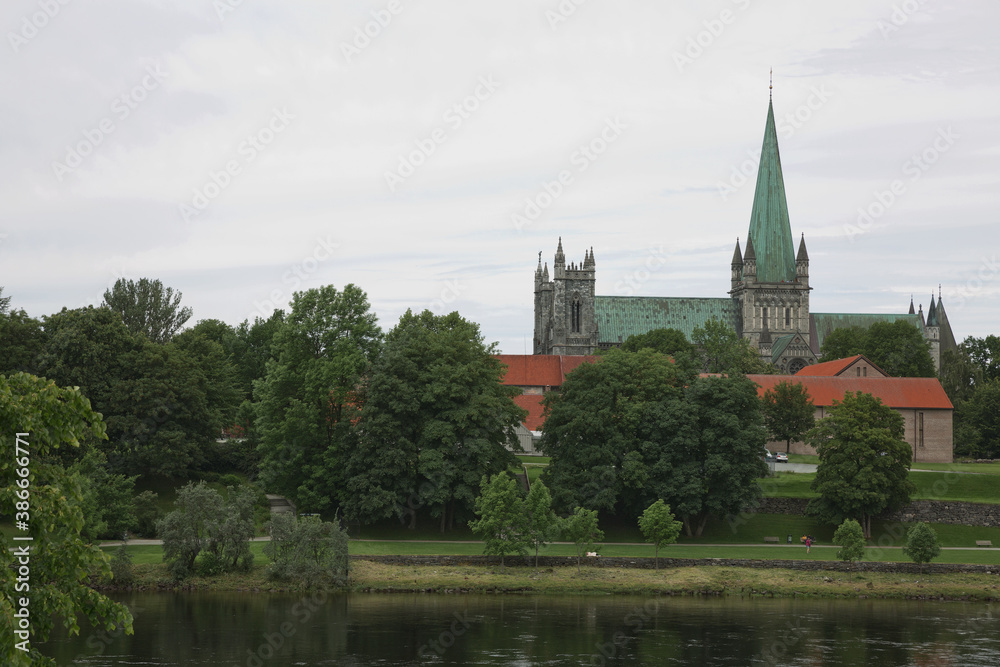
[42,592,998,666]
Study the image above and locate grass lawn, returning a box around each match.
[516,455,550,465]
[761,469,1000,504]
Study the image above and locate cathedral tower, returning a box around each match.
[534,238,598,355]
[729,90,815,372]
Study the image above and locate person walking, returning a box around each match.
[805,536,812,554]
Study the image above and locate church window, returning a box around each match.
[762,306,767,328]
[785,307,791,327]
[571,299,581,333]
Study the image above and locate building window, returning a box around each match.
[857,368,861,377]
[918,412,924,448]
[762,306,767,328]
[863,367,867,377]
[785,307,791,327]
[571,300,581,333]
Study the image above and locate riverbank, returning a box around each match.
[98,557,1000,602]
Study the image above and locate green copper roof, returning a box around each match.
[595,296,739,345]
[811,312,923,352]
[748,99,796,283]
[770,334,796,361]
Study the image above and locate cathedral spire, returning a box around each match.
[747,88,796,283]
[732,238,744,265]
[908,295,915,315]
[796,233,809,261]
[555,237,565,268]
[927,293,938,326]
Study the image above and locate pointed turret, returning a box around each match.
[796,234,809,262]
[742,235,757,281]
[795,233,809,285]
[555,237,565,265]
[908,296,915,315]
[747,96,796,283]
[731,238,744,291]
[927,294,938,327]
[542,262,549,282]
[589,246,596,267]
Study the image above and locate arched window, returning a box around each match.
[571,299,581,333]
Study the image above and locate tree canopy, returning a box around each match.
[255,284,381,514]
[691,318,776,374]
[469,473,529,571]
[102,277,193,343]
[539,347,768,536]
[0,373,133,666]
[807,391,915,538]
[638,499,682,568]
[761,381,815,454]
[345,310,525,531]
[819,321,935,377]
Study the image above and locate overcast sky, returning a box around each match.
[2,0,997,353]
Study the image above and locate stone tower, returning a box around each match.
[534,238,598,355]
[729,92,815,372]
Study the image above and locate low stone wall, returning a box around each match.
[749,497,1000,527]
[352,554,999,575]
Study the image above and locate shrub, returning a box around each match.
[264,513,349,587]
[109,544,134,586]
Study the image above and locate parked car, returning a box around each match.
[775,452,788,463]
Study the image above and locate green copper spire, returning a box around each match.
[747,95,796,283]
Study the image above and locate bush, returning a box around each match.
[197,551,226,577]
[109,544,134,586]
[264,513,349,587]
[903,522,941,571]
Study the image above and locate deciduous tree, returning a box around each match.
[0,373,133,666]
[902,522,941,572]
[820,321,935,377]
[345,310,524,531]
[833,518,866,578]
[761,381,815,454]
[691,318,776,374]
[469,473,529,572]
[807,392,915,538]
[638,499,682,569]
[255,284,381,514]
[563,507,604,572]
[102,277,193,343]
[524,478,559,571]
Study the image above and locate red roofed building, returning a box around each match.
[749,364,953,462]
[496,354,597,455]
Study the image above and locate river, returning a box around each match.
[41,592,999,665]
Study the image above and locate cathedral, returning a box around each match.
[533,92,957,373]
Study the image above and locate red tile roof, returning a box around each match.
[748,375,953,410]
[795,354,887,377]
[496,355,597,387]
[513,394,547,431]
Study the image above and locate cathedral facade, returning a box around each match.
[533,95,956,373]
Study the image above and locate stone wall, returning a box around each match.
[749,497,1000,527]
[352,554,998,575]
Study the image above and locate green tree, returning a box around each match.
[264,513,350,587]
[902,522,941,572]
[638,499,682,569]
[0,308,45,375]
[0,373,133,666]
[157,481,223,578]
[691,318,776,374]
[469,473,529,572]
[964,334,1000,383]
[563,507,604,572]
[524,478,559,571]
[346,310,524,531]
[69,450,137,541]
[102,277,193,343]
[820,321,935,377]
[256,284,381,514]
[833,518,866,578]
[540,348,768,536]
[807,392,916,538]
[939,345,983,408]
[761,381,815,454]
[954,381,1000,459]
